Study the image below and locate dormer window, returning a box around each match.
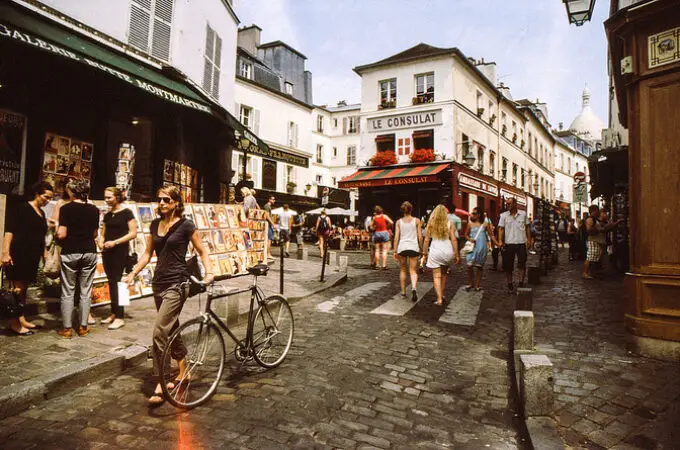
[239,60,252,79]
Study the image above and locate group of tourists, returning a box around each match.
[2,180,215,406]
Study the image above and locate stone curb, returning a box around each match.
[511,298,565,450]
[0,345,147,421]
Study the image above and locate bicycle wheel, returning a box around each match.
[251,295,294,368]
[160,317,225,409]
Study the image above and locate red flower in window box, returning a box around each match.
[409,148,435,163]
[369,150,398,166]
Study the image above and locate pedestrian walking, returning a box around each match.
[364,213,376,267]
[315,209,332,259]
[1,181,54,335]
[98,187,138,330]
[528,215,538,254]
[241,187,259,215]
[123,185,214,406]
[263,196,275,261]
[292,213,304,251]
[278,204,295,257]
[498,197,531,293]
[422,205,460,306]
[393,201,423,301]
[583,205,622,279]
[371,206,394,270]
[557,215,568,248]
[464,208,497,291]
[56,180,100,339]
[567,218,578,261]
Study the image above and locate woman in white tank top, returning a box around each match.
[393,201,423,302]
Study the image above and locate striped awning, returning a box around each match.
[339,163,450,189]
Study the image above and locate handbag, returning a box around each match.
[186,255,205,297]
[43,230,62,279]
[460,224,485,257]
[0,268,23,319]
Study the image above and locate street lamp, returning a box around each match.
[235,131,251,183]
[563,0,595,26]
[463,151,476,167]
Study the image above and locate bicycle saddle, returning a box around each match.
[247,264,269,276]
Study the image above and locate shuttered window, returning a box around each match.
[128,0,174,62]
[202,24,222,99]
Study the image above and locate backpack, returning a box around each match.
[318,216,330,234]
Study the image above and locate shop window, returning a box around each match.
[203,24,222,99]
[346,145,356,166]
[239,60,252,79]
[376,134,395,152]
[316,115,324,133]
[128,0,175,62]
[397,138,411,155]
[415,73,434,104]
[412,130,433,151]
[316,144,324,164]
[379,79,397,108]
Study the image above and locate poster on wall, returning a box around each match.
[115,143,135,197]
[0,110,26,195]
[41,132,93,197]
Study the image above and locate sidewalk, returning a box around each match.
[530,250,680,449]
[0,255,348,420]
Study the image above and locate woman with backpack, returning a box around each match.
[371,205,394,270]
[315,209,332,259]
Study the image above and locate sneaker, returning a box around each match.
[411,290,418,302]
[78,326,90,337]
[285,251,290,257]
[57,328,73,339]
[87,315,96,325]
[108,319,125,330]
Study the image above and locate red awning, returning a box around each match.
[375,135,395,143]
[338,163,449,189]
[412,130,433,139]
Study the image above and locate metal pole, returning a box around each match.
[320,238,328,282]
[280,239,284,294]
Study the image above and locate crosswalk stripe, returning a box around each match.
[439,286,483,326]
[316,282,391,313]
[369,283,434,316]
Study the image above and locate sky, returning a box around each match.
[234,0,610,130]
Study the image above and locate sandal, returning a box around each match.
[465,285,474,292]
[147,394,165,407]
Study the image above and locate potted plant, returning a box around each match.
[477,107,484,117]
[379,100,396,110]
[369,150,398,166]
[489,114,496,125]
[409,148,436,163]
[286,181,297,193]
[512,133,517,143]
[501,124,507,136]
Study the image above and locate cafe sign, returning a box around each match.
[340,174,439,189]
[368,109,442,132]
[500,188,527,206]
[457,173,498,197]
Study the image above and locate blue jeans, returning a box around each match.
[60,252,97,328]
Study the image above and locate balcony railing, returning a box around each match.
[412,94,434,105]
[378,100,396,110]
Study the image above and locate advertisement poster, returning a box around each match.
[0,110,25,195]
[41,131,93,197]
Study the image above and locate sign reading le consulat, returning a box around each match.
[368,109,442,132]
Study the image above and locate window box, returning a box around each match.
[379,100,396,110]
[501,124,507,136]
[477,107,485,118]
[286,181,297,193]
[412,95,433,105]
[369,151,398,167]
[489,114,496,125]
[409,148,435,163]
[512,133,517,143]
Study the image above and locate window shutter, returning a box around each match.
[293,123,299,148]
[128,1,151,52]
[203,58,213,93]
[212,67,220,99]
[211,33,222,99]
[151,0,174,61]
[342,118,347,135]
[234,102,240,119]
[252,109,260,134]
[356,116,361,133]
[231,152,239,184]
[203,24,215,93]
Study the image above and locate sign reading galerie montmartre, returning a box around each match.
[368,110,442,132]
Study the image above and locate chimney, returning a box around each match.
[475,59,497,86]
[559,122,564,130]
[337,100,347,107]
[237,25,261,56]
[497,82,513,101]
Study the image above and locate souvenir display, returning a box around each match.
[41,132,93,197]
[115,143,135,196]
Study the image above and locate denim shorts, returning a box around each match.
[373,231,390,243]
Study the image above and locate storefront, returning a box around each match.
[452,164,500,224]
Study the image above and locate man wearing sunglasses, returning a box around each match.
[498,197,531,293]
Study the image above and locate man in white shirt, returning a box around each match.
[278,204,295,257]
[498,197,531,293]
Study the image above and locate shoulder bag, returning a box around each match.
[460,224,485,257]
[0,268,23,319]
[43,229,62,279]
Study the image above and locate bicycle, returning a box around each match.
[160,264,294,409]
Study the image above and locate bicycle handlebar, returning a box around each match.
[190,276,213,286]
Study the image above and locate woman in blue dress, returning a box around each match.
[464,207,497,291]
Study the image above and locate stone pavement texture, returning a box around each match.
[1,249,528,449]
[531,251,680,449]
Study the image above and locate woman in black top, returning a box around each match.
[56,180,100,339]
[98,187,137,330]
[124,185,214,406]
[1,181,54,335]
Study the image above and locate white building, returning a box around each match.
[553,133,590,218]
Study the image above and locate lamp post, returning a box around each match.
[563,0,595,26]
[463,151,476,167]
[238,135,251,183]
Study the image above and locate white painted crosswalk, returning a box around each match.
[316,282,390,313]
[369,283,433,316]
[439,286,484,326]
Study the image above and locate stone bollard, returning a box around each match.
[327,251,338,266]
[339,239,346,251]
[527,266,541,285]
[516,287,533,310]
[297,247,308,260]
[514,311,534,351]
[338,255,348,273]
[520,354,554,418]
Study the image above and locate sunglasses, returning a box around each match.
[157,197,174,204]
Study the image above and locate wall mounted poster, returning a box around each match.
[0,110,26,195]
[41,132,93,197]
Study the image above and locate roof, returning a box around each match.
[322,103,361,113]
[353,43,457,74]
[258,40,307,60]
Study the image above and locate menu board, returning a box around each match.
[41,132,93,197]
[88,202,268,306]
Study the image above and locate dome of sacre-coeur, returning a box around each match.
[569,87,605,142]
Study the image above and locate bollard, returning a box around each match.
[280,241,284,295]
[527,266,541,285]
[513,311,534,351]
[516,287,533,310]
[339,238,346,251]
[519,354,554,418]
[338,255,348,273]
[297,247,308,260]
[327,251,338,266]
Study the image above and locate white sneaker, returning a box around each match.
[108,319,125,330]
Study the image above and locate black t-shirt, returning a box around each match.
[103,207,135,259]
[150,218,195,293]
[60,202,100,254]
[8,201,47,259]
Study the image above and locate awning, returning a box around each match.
[339,163,450,189]
[0,2,213,114]
[226,112,270,155]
